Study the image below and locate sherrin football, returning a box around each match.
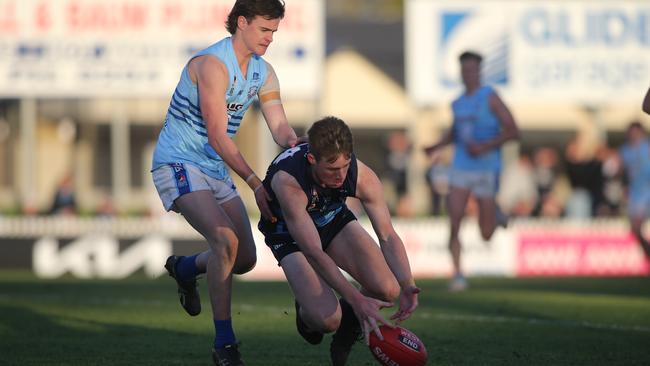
[368,325,428,366]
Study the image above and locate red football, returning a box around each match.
[368,325,428,366]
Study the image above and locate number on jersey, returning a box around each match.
[272,146,302,165]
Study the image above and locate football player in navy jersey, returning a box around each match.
[258,116,420,366]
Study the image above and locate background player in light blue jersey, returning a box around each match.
[424,51,519,291]
[619,121,650,261]
[151,1,301,365]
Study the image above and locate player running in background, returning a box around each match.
[619,121,650,261]
[258,116,420,366]
[151,1,301,365]
[423,51,519,291]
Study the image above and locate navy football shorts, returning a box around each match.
[261,207,357,264]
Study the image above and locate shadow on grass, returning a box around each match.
[0,276,373,366]
[1,274,649,366]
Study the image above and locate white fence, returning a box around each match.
[0,216,648,279]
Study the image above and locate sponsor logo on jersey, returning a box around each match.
[227,103,243,112]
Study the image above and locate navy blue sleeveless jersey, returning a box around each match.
[258,143,358,235]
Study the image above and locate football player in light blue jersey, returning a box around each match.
[619,121,650,261]
[151,1,302,365]
[424,51,519,292]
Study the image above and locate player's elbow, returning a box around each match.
[507,125,520,141]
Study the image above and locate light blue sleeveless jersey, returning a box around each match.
[451,85,501,172]
[620,138,650,199]
[152,37,268,180]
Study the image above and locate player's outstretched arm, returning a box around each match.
[355,160,420,322]
[259,62,300,147]
[423,129,453,156]
[467,91,520,156]
[271,170,393,341]
[193,55,275,220]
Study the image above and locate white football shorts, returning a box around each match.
[152,162,239,212]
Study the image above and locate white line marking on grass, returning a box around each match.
[6,296,649,334]
[424,312,650,333]
[237,304,650,333]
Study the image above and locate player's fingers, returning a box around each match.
[259,187,273,201]
[389,310,402,321]
[363,320,371,346]
[397,310,413,322]
[406,302,418,313]
[374,312,394,329]
[257,198,275,222]
[377,300,394,309]
[370,318,384,341]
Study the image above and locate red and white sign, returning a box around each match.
[0,0,324,99]
[517,232,650,276]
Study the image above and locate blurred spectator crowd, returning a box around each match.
[35,124,647,220]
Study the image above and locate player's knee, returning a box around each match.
[233,253,257,275]
[480,229,494,241]
[209,227,239,261]
[312,317,339,334]
[304,308,340,333]
[319,312,341,333]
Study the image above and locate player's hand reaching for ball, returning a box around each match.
[352,295,394,346]
[390,284,420,323]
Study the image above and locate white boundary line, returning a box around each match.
[423,312,650,333]
[4,296,649,334]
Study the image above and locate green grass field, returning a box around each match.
[1,272,649,366]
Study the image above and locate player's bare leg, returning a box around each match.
[281,252,340,344]
[220,196,257,275]
[477,197,498,241]
[192,196,257,274]
[630,216,650,260]
[326,221,400,366]
[174,191,244,366]
[447,186,471,291]
[327,221,400,302]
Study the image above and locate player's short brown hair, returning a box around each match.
[226,0,285,35]
[627,120,645,133]
[459,50,483,64]
[307,116,354,162]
